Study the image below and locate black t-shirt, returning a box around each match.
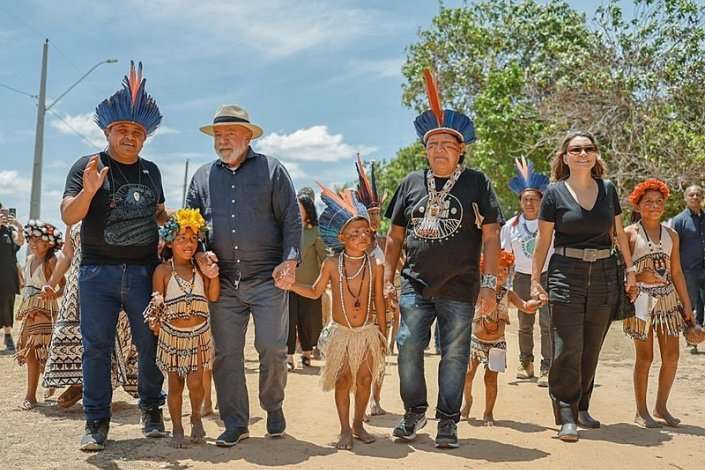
[0,225,19,294]
[63,152,165,266]
[385,168,502,302]
[539,178,621,250]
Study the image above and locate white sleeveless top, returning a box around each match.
[23,257,48,296]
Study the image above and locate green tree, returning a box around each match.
[383,0,705,217]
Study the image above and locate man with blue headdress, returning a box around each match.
[384,69,502,448]
[502,158,553,386]
[61,62,169,451]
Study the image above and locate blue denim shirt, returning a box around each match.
[672,208,705,271]
[186,148,302,281]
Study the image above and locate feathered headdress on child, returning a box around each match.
[355,153,379,210]
[414,68,475,144]
[95,61,162,136]
[317,182,369,252]
[508,157,550,196]
[24,220,62,247]
[159,208,207,242]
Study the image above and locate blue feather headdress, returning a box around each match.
[508,157,550,195]
[317,183,369,252]
[414,69,475,144]
[95,61,162,136]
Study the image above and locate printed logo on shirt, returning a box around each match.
[104,183,157,246]
[410,194,463,241]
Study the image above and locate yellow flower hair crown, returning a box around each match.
[159,208,206,242]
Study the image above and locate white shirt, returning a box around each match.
[501,214,553,275]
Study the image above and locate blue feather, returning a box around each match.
[414,109,475,143]
[508,160,550,195]
[95,61,162,135]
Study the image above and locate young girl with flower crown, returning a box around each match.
[144,209,219,448]
[16,220,63,410]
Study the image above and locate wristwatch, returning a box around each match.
[625,266,637,274]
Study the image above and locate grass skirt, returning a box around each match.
[156,320,213,377]
[320,323,386,393]
[15,295,57,366]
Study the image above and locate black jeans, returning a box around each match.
[547,254,619,425]
[287,291,322,354]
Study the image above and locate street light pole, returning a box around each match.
[29,39,48,220]
[26,39,117,219]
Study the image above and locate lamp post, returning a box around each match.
[28,39,117,219]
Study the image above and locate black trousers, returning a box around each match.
[547,254,619,424]
[287,291,322,354]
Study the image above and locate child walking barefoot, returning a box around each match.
[15,221,63,410]
[461,251,539,425]
[624,180,694,428]
[279,186,387,450]
[144,209,219,448]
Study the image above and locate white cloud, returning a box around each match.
[49,112,179,149]
[0,170,32,196]
[348,57,404,79]
[255,125,375,162]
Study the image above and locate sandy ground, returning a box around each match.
[1,314,704,470]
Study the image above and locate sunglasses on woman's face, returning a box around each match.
[566,145,598,156]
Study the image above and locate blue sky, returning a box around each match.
[0,0,617,229]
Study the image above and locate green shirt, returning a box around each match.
[296,225,328,285]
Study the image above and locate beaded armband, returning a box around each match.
[480,274,498,290]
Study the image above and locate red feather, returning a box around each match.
[423,68,444,127]
[128,61,142,105]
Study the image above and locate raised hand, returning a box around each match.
[83,154,109,195]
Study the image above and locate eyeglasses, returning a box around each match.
[566,145,598,156]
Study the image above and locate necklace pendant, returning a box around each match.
[354,300,360,309]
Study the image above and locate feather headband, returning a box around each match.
[95,61,162,136]
[508,157,550,195]
[414,68,475,144]
[317,182,369,252]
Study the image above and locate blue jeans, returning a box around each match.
[397,292,473,423]
[684,268,705,326]
[79,264,165,421]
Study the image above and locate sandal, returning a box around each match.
[19,399,36,411]
[301,356,312,367]
[287,361,295,372]
[57,385,83,409]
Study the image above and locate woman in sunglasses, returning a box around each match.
[531,131,637,442]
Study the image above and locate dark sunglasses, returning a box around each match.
[566,145,597,155]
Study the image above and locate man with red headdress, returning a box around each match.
[384,69,502,448]
[61,62,169,451]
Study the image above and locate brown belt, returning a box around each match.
[556,247,612,262]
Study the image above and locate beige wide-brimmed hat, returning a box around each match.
[199,104,263,139]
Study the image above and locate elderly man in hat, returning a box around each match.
[187,105,301,447]
[61,62,169,451]
[384,70,501,449]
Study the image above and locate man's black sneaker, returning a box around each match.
[392,411,427,441]
[435,419,459,449]
[215,428,250,447]
[80,419,110,452]
[267,408,286,437]
[141,408,167,438]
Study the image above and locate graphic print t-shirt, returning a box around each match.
[385,168,502,302]
[63,152,164,266]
